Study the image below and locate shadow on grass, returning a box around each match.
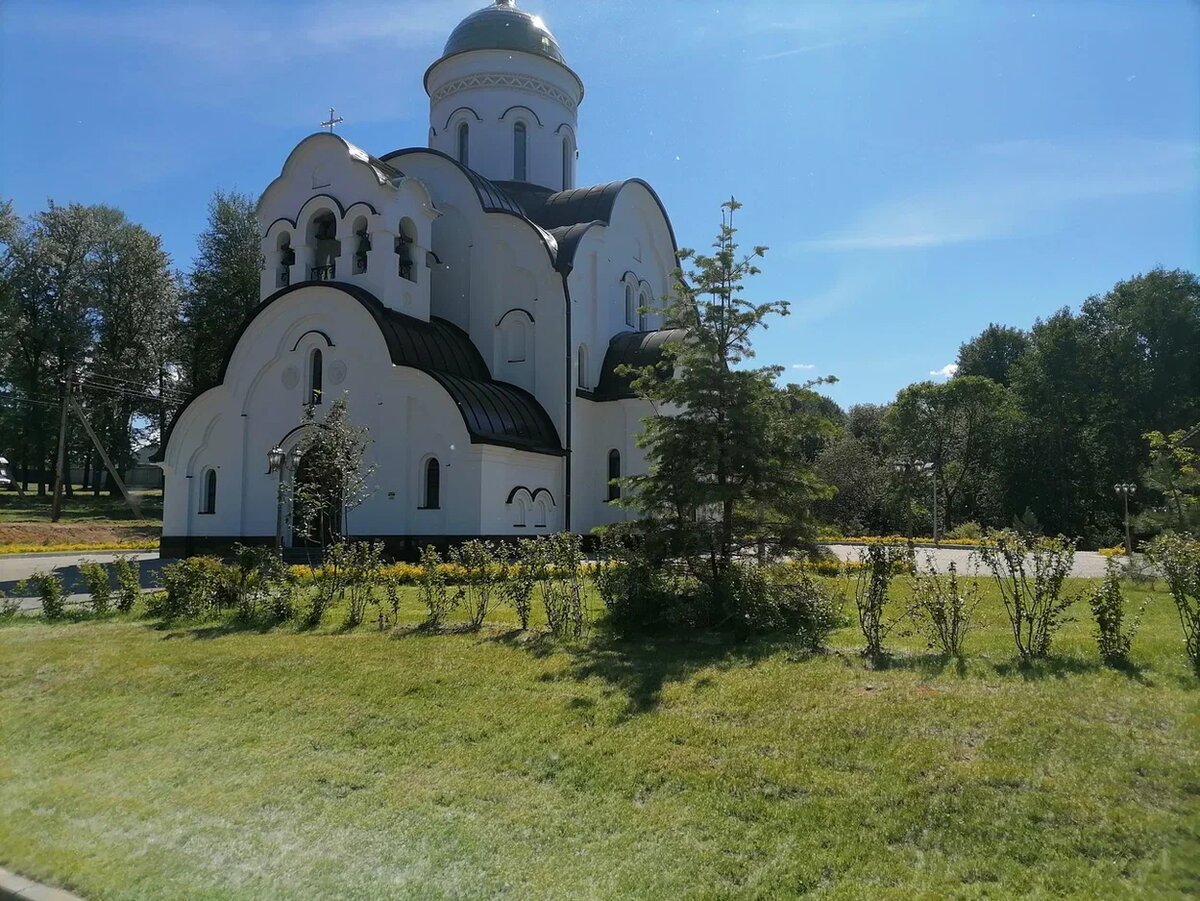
[154,614,281,640]
[992,654,1155,685]
[554,628,784,717]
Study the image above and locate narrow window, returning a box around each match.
[310,348,323,405]
[201,469,217,514]
[423,458,440,509]
[625,284,635,327]
[577,345,588,389]
[607,450,621,502]
[639,291,650,331]
[457,122,469,167]
[561,137,570,189]
[514,122,527,181]
[534,499,548,528]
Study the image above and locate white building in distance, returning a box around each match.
[158,0,683,558]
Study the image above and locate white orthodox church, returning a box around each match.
[158,0,684,557]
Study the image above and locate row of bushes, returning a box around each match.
[846,530,1199,673]
[6,557,143,620]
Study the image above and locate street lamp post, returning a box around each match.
[1114,483,1137,556]
[268,446,304,554]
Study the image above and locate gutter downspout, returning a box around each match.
[560,270,573,533]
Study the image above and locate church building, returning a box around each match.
[158,0,683,557]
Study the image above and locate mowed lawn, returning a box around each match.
[1,580,1197,899]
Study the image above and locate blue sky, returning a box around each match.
[1,0,1197,407]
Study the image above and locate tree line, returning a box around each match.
[0,193,259,495]
[809,267,1200,548]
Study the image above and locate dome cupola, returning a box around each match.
[425,0,583,191]
[439,0,566,66]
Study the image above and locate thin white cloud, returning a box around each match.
[792,363,817,370]
[755,39,848,61]
[930,363,958,379]
[804,139,1200,252]
[748,2,928,61]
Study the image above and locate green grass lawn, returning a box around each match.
[0,488,162,525]
[1,579,1197,899]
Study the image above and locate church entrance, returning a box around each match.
[290,452,342,547]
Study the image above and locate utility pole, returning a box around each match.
[50,375,71,522]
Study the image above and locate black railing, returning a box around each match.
[310,264,336,281]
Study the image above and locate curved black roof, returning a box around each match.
[593,328,687,401]
[495,178,680,273]
[156,281,562,461]
[442,1,565,65]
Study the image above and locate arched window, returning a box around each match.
[457,122,469,166]
[607,450,621,502]
[534,498,548,528]
[561,137,571,189]
[201,469,217,514]
[396,218,416,282]
[577,344,588,389]
[639,290,650,331]
[513,122,527,181]
[422,458,441,510]
[625,284,636,327]
[309,348,323,405]
[352,216,370,274]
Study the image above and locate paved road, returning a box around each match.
[2,551,163,613]
[822,543,1113,578]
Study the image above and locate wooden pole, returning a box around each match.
[67,396,143,520]
[50,376,71,522]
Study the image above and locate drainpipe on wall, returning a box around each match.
[560,271,573,532]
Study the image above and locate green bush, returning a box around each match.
[18,571,66,620]
[541,533,587,639]
[910,557,981,658]
[979,530,1076,660]
[593,529,683,634]
[78,561,112,614]
[450,540,502,630]
[157,556,230,619]
[1146,533,1200,674]
[852,544,913,657]
[112,556,141,613]
[499,541,537,630]
[1088,561,1149,666]
[229,544,288,621]
[947,521,983,541]
[417,545,455,629]
[0,592,19,620]
[759,571,844,648]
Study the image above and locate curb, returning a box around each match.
[0,867,84,901]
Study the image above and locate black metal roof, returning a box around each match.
[442,1,566,65]
[376,306,562,454]
[156,281,562,461]
[592,328,687,401]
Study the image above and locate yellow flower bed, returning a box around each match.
[0,540,156,556]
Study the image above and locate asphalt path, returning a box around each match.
[2,551,163,613]
[822,543,1114,578]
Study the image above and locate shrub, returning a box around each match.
[229,544,288,621]
[18,571,66,620]
[947,521,983,541]
[157,556,229,619]
[760,571,844,649]
[305,544,348,627]
[978,530,1076,660]
[450,540,502,630]
[268,584,298,622]
[499,540,538,630]
[78,561,112,614]
[0,592,19,620]
[1088,561,1149,666]
[1146,533,1200,674]
[910,555,981,658]
[342,541,385,628]
[417,545,455,629]
[593,529,681,634]
[112,556,141,613]
[383,575,402,619]
[541,533,587,639]
[852,543,913,657]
